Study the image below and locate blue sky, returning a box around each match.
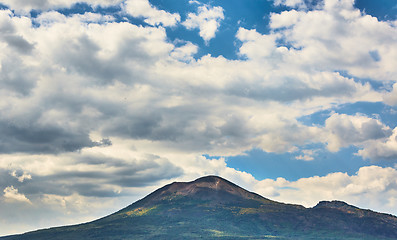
[0,0,397,236]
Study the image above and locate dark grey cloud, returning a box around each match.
[103,109,195,143]
[101,105,232,152]
[0,57,37,95]
[0,13,35,54]
[0,18,36,95]
[0,119,109,154]
[3,34,34,54]
[0,169,21,188]
[51,32,162,85]
[54,35,129,84]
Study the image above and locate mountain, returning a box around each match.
[2,176,397,240]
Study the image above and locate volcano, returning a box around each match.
[2,176,397,239]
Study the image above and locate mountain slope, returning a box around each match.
[2,176,397,240]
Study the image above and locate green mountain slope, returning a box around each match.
[2,176,397,239]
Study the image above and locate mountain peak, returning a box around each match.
[189,175,241,191]
[130,175,269,209]
[314,200,352,209]
[313,200,374,218]
[192,175,226,183]
[314,200,362,212]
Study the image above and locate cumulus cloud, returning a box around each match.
[3,186,31,203]
[295,149,317,161]
[324,113,392,152]
[357,128,397,160]
[11,171,32,183]
[170,41,198,62]
[384,83,397,106]
[0,10,38,95]
[270,10,303,29]
[273,0,305,8]
[0,0,123,13]
[183,5,224,42]
[0,5,387,157]
[269,0,397,81]
[236,28,279,59]
[124,0,180,27]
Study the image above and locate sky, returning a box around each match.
[0,0,397,236]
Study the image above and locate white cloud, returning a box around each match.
[323,0,355,12]
[183,5,224,42]
[270,10,303,28]
[295,149,317,161]
[357,127,397,160]
[269,0,397,81]
[0,7,385,158]
[0,5,390,162]
[170,41,198,62]
[11,171,32,182]
[124,0,180,27]
[384,83,397,106]
[188,0,201,5]
[3,186,31,203]
[0,0,123,13]
[324,113,392,152]
[236,28,279,59]
[273,0,305,8]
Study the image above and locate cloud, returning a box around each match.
[236,28,279,59]
[0,10,174,154]
[295,149,317,161]
[0,151,183,198]
[357,127,397,160]
[183,5,224,42]
[0,10,37,95]
[0,6,386,157]
[273,0,305,8]
[0,119,109,154]
[324,113,392,152]
[3,186,31,203]
[270,10,303,29]
[269,0,397,81]
[0,0,123,13]
[11,170,32,183]
[384,83,397,106]
[170,41,198,62]
[124,0,180,27]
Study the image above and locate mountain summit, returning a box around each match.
[2,176,397,240]
[132,176,268,206]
